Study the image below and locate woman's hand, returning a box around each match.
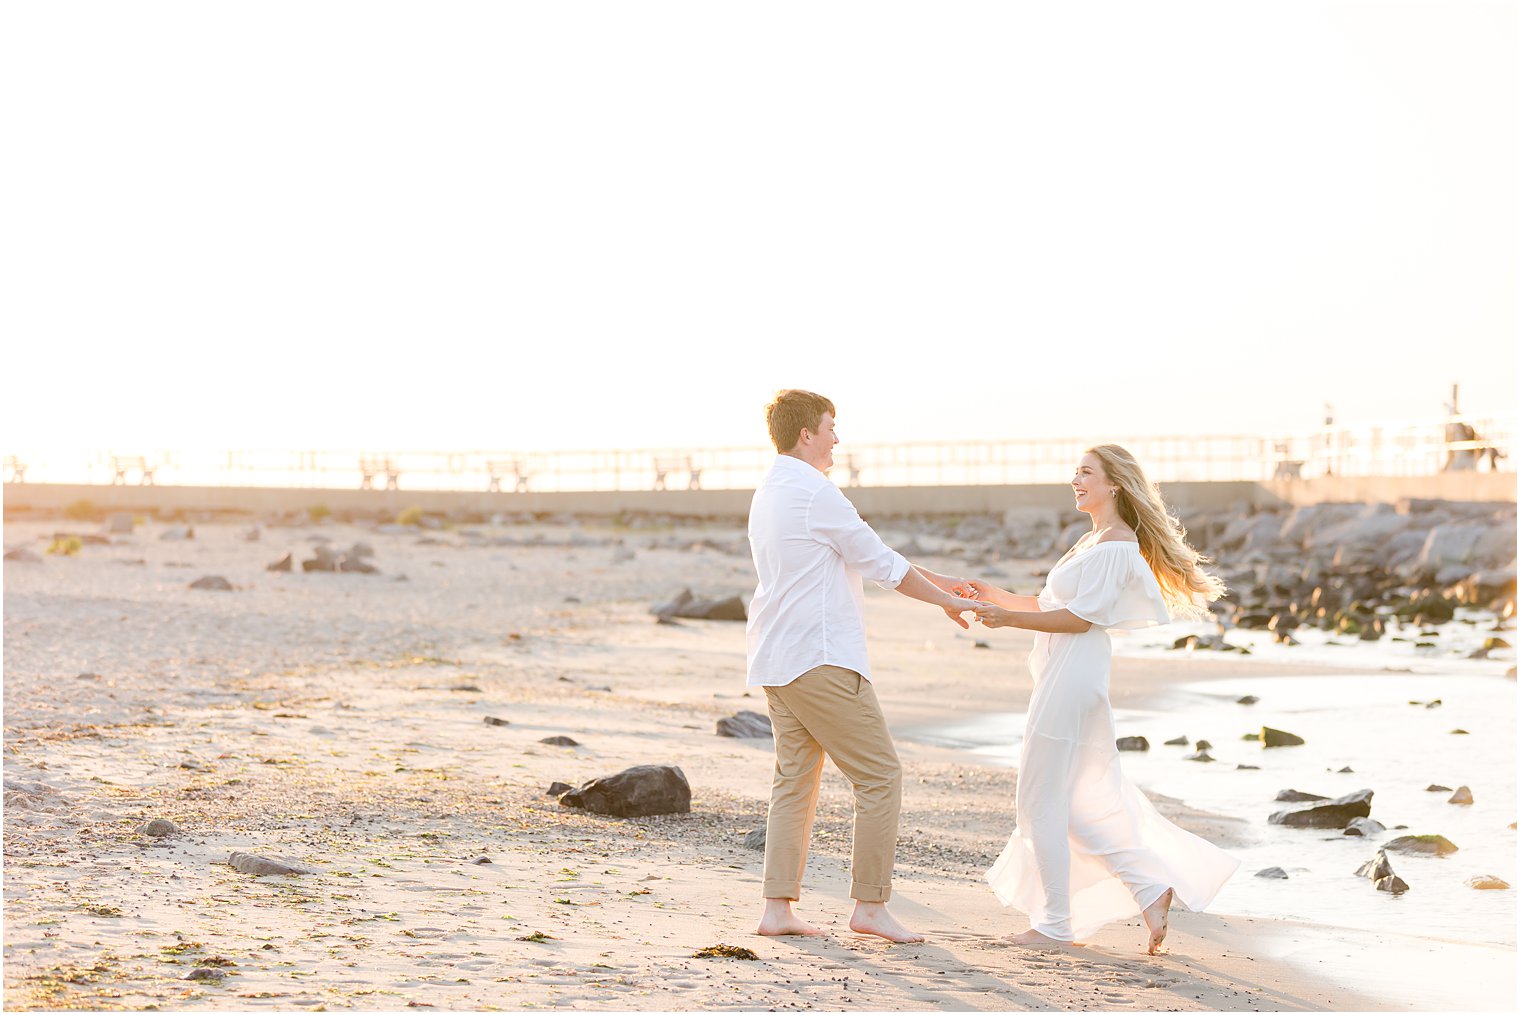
[973,602,1011,629]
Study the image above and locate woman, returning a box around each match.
[965,444,1239,954]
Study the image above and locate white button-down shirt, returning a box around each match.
[746,454,910,687]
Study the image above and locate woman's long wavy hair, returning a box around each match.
[1086,443,1227,618]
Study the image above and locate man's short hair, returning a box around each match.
[765,389,836,452]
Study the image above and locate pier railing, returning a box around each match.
[3,414,1512,493]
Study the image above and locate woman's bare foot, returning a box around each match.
[848,901,925,943]
[1142,888,1174,955]
[756,898,825,937]
[1002,929,1072,948]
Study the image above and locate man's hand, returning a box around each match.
[942,596,981,629]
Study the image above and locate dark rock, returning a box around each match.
[716,711,772,738]
[559,765,692,817]
[1355,850,1395,880]
[139,818,179,837]
[651,588,696,620]
[1236,695,1259,705]
[1115,736,1149,752]
[470,855,492,864]
[1270,788,1373,828]
[1374,874,1410,894]
[1186,750,1215,762]
[1194,739,1213,751]
[188,575,233,591]
[483,716,510,726]
[1425,784,1452,792]
[545,781,572,796]
[1384,834,1459,856]
[1344,817,1386,837]
[1276,789,1328,803]
[1466,875,1511,890]
[1255,867,1289,879]
[1261,727,1306,747]
[743,827,766,850]
[1337,766,1355,773]
[338,557,379,574]
[1237,764,1261,770]
[687,595,747,621]
[973,640,991,649]
[1448,786,1474,805]
[185,967,225,981]
[539,736,580,747]
[1450,729,1470,735]
[266,553,293,572]
[1164,736,1189,746]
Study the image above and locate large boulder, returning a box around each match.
[1413,524,1489,578]
[1115,736,1149,752]
[559,765,691,818]
[716,711,773,738]
[1270,788,1373,828]
[1000,508,1062,557]
[1275,789,1327,802]
[653,589,747,622]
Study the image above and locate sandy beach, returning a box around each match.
[0,514,1499,1010]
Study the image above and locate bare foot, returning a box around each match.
[1142,888,1174,955]
[848,901,925,943]
[1002,929,1073,949]
[756,899,825,937]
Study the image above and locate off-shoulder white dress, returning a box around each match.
[986,541,1240,941]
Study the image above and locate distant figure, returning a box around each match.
[964,444,1239,954]
[1443,420,1478,471]
[746,389,979,943]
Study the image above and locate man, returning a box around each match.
[747,389,979,942]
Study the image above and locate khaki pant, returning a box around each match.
[761,664,902,903]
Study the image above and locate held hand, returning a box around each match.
[941,595,981,630]
[967,579,1012,606]
[972,601,1009,629]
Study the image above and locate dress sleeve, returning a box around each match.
[1063,546,1172,630]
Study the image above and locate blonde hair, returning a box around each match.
[1086,443,1227,618]
[765,389,836,452]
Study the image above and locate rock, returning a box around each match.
[973,640,991,649]
[482,716,510,726]
[1236,695,1259,705]
[1186,750,1215,762]
[1355,850,1396,880]
[1194,739,1213,751]
[1337,766,1355,773]
[1425,784,1453,793]
[539,736,580,747]
[348,541,375,559]
[470,855,492,864]
[1466,875,1510,890]
[3,546,42,562]
[716,711,772,738]
[1414,523,1488,576]
[652,589,747,622]
[228,851,311,876]
[185,967,225,980]
[1450,729,1470,735]
[1237,764,1261,770]
[160,525,193,541]
[106,512,134,534]
[244,526,261,541]
[545,782,572,796]
[1345,817,1386,837]
[1384,834,1459,856]
[1449,786,1474,805]
[1276,789,1328,802]
[139,818,179,837]
[651,588,696,620]
[1163,736,1189,746]
[1270,788,1374,828]
[266,552,293,572]
[743,827,766,850]
[188,575,233,591]
[1374,875,1410,894]
[1261,727,1306,748]
[338,557,379,574]
[1115,736,1149,752]
[1255,867,1289,879]
[559,765,692,818]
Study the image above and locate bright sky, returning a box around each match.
[2,1,1515,460]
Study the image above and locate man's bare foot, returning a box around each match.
[756,898,825,937]
[1142,888,1174,955]
[848,901,925,943]
[1002,928,1072,948]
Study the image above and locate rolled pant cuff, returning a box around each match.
[850,881,892,903]
[762,880,802,901]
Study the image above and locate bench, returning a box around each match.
[653,456,701,491]
[486,459,530,493]
[3,456,24,483]
[841,454,863,486]
[1271,443,1303,481]
[359,458,401,491]
[111,456,155,485]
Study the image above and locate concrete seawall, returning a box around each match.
[3,473,1513,520]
